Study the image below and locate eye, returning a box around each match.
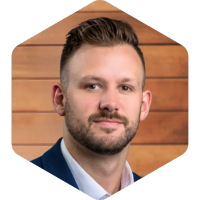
[85,84,132,91]
[86,84,100,90]
[120,85,131,91]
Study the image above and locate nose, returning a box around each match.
[99,89,119,112]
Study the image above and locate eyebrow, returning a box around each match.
[79,76,138,84]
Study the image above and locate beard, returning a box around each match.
[64,97,141,156]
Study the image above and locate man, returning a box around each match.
[31,17,152,199]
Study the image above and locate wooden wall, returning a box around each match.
[12,0,188,177]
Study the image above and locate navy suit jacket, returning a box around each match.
[31,138,141,190]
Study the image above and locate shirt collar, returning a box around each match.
[60,138,133,200]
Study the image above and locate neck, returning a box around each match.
[63,128,130,195]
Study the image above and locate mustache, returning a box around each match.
[88,110,129,127]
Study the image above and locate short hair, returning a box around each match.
[60,17,145,90]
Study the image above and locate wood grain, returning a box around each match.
[12,144,188,177]
[12,112,188,145]
[79,0,120,12]
[12,45,188,78]
[12,79,188,111]
[142,45,188,77]
[127,144,187,177]
[20,12,176,45]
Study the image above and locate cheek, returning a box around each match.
[83,97,100,115]
[119,96,142,119]
[67,92,100,117]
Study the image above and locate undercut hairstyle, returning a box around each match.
[60,17,145,90]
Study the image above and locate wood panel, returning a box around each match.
[20,12,176,45]
[12,79,188,111]
[12,112,188,145]
[12,144,188,177]
[142,45,188,77]
[12,45,188,78]
[12,46,62,78]
[127,144,188,177]
[145,79,188,110]
[79,0,120,12]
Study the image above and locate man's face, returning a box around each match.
[64,44,144,155]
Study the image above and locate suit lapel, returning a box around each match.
[41,138,79,189]
[39,137,141,189]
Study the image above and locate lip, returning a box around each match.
[94,119,123,123]
[93,119,123,128]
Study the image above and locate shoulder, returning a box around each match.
[31,156,44,168]
[132,172,142,182]
[30,137,63,170]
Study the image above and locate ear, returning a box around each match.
[140,90,152,121]
[51,83,65,116]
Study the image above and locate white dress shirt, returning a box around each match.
[60,138,134,200]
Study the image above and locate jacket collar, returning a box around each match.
[41,138,79,189]
[40,137,141,189]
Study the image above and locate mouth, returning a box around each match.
[94,119,123,123]
[93,119,123,128]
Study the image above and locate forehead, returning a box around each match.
[67,44,144,86]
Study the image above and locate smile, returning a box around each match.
[93,119,123,128]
